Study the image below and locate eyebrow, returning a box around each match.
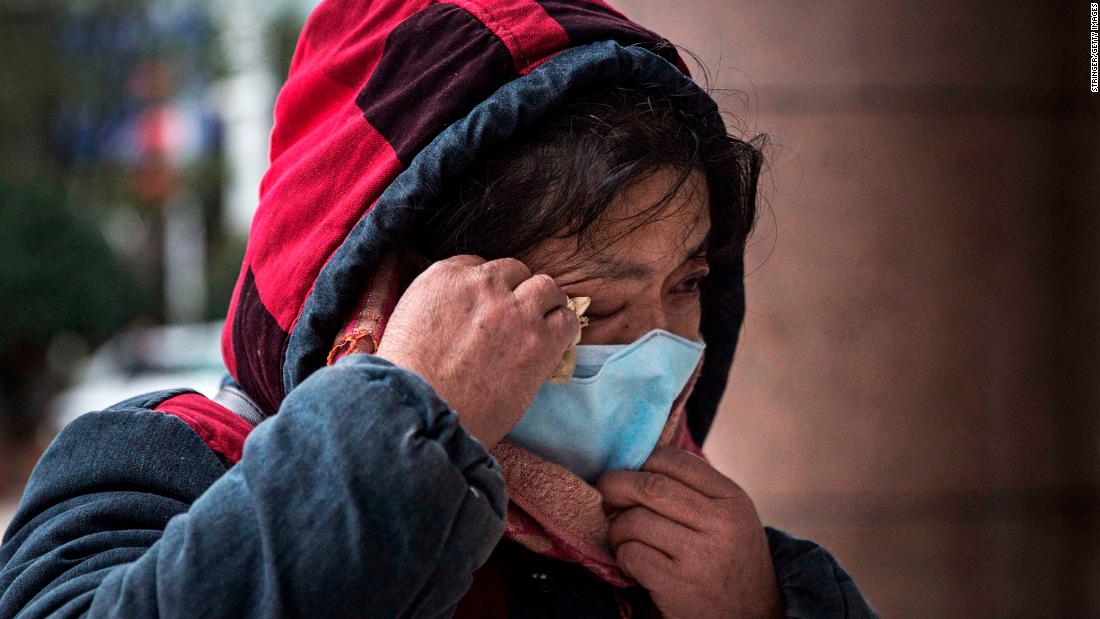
[580,237,709,282]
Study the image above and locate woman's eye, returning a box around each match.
[585,306,623,321]
[674,272,708,294]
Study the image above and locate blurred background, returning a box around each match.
[0,1,1096,617]
[0,0,314,520]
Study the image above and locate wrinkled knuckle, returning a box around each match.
[528,329,549,352]
[472,266,497,290]
[505,256,531,274]
[478,261,501,281]
[446,253,477,268]
[547,310,573,338]
[423,260,450,278]
[639,473,669,501]
[471,314,491,332]
[533,272,557,291]
[501,291,522,313]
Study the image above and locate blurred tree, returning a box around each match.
[0,6,66,185]
[0,183,153,438]
[0,1,308,440]
[0,3,223,439]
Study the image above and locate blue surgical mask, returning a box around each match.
[505,328,706,483]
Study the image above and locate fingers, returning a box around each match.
[608,505,695,561]
[511,271,579,348]
[476,257,532,290]
[615,540,677,591]
[597,469,708,532]
[641,446,741,499]
[440,254,578,353]
[544,302,581,342]
[442,254,487,268]
[513,272,568,317]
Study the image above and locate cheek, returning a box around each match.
[664,299,702,341]
[577,319,626,345]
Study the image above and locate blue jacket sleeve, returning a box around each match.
[765,526,879,618]
[0,353,507,618]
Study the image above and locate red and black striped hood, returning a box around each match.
[220,0,746,445]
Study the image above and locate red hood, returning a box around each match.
[220,0,746,446]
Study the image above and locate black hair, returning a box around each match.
[408,73,767,308]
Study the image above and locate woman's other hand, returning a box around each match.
[376,254,581,450]
[597,446,784,619]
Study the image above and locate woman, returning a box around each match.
[0,1,876,617]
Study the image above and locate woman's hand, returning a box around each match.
[596,446,784,619]
[376,254,580,450]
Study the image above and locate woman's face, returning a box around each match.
[519,167,710,346]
